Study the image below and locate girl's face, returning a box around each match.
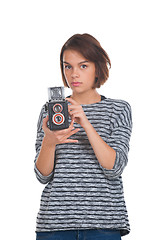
[63,50,97,94]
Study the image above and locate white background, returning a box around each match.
[0,0,160,239]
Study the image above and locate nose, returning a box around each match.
[71,67,80,79]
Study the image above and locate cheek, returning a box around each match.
[63,70,72,86]
[64,70,70,80]
[87,65,96,78]
[87,70,96,82]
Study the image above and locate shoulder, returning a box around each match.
[102,96,132,112]
[37,104,47,130]
[38,104,47,118]
[102,97,132,125]
[103,97,132,127]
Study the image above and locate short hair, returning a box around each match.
[60,33,111,88]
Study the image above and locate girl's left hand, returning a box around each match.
[66,98,89,129]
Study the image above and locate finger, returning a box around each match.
[42,115,49,130]
[63,139,79,143]
[55,127,71,135]
[43,114,49,122]
[70,118,75,126]
[69,110,81,118]
[63,127,80,140]
[68,105,80,111]
[71,127,80,134]
[54,119,75,135]
[68,118,75,129]
[66,97,79,105]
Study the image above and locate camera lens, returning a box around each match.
[53,113,65,125]
[55,115,62,123]
[53,104,63,113]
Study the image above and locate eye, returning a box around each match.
[81,64,87,69]
[64,65,72,70]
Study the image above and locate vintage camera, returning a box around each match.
[45,87,69,130]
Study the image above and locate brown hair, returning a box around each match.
[60,33,111,88]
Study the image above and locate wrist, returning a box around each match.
[82,119,92,131]
[42,136,56,149]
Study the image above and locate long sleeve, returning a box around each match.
[99,102,133,179]
[34,105,54,184]
[35,98,131,236]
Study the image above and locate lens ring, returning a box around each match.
[53,113,65,125]
[53,104,63,113]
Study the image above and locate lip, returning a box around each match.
[71,82,82,87]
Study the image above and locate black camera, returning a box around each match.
[45,87,69,130]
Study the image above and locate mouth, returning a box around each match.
[71,82,82,87]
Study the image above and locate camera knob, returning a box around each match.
[45,102,48,111]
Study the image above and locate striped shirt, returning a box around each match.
[34,96,132,236]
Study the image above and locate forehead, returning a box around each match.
[63,50,87,63]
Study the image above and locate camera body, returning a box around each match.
[45,87,69,131]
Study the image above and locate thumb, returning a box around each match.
[42,115,49,131]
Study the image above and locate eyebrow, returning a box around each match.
[63,60,89,65]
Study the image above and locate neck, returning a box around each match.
[71,90,101,105]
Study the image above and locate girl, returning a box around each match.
[34,33,132,240]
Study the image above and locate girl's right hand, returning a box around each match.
[42,115,80,147]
